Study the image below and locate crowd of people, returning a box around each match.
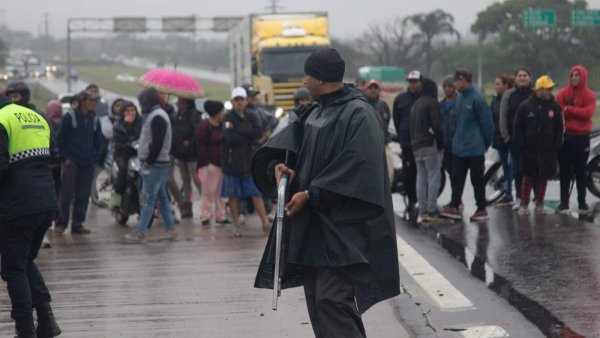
[0,63,596,242]
[387,65,597,223]
[1,44,598,337]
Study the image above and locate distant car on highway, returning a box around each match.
[116,73,137,82]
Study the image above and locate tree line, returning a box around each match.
[1,0,600,88]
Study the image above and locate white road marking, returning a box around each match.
[461,325,509,337]
[396,234,475,311]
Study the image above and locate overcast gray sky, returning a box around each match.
[4,0,600,39]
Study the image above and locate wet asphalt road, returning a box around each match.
[0,205,411,338]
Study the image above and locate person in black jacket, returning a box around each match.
[499,68,534,208]
[513,76,564,215]
[393,70,422,211]
[490,74,514,206]
[0,96,62,338]
[169,97,202,218]
[410,78,443,221]
[112,101,142,203]
[363,80,394,183]
[222,87,270,236]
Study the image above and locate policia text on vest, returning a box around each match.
[0,104,51,164]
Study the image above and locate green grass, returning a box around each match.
[75,64,230,102]
[0,82,56,111]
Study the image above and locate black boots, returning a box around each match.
[15,315,36,338]
[35,302,61,338]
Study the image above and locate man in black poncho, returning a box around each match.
[253,48,400,338]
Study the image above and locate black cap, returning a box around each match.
[241,83,260,97]
[77,91,97,103]
[204,100,224,117]
[304,47,345,83]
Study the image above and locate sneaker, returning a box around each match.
[579,203,591,215]
[517,206,531,216]
[233,225,243,238]
[53,226,65,235]
[440,206,462,220]
[555,203,570,214]
[71,226,91,235]
[171,203,182,224]
[513,198,521,211]
[496,195,514,207]
[422,212,443,223]
[41,235,51,248]
[535,204,547,214]
[122,230,146,244]
[157,229,178,242]
[216,219,232,225]
[470,208,489,222]
[201,219,211,226]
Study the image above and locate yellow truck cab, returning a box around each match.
[229,12,330,111]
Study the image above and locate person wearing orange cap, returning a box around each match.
[513,76,564,215]
[555,65,597,215]
[363,80,394,182]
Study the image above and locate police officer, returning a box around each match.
[0,95,61,337]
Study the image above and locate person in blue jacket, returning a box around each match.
[441,68,494,222]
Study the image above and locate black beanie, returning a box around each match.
[204,100,224,117]
[304,48,345,83]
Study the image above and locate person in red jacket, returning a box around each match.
[556,65,597,214]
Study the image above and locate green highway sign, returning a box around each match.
[523,8,556,28]
[572,9,600,27]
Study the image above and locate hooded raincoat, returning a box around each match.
[253,86,400,314]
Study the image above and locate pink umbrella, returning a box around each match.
[137,68,204,99]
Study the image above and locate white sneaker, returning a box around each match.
[513,198,522,211]
[157,229,178,242]
[517,206,530,216]
[171,203,181,224]
[122,230,146,244]
[535,204,547,214]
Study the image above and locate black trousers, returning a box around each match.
[114,157,128,195]
[401,146,417,205]
[302,267,366,338]
[451,155,486,209]
[58,162,94,229]
[559,134,590,206]
[0,211,53,320]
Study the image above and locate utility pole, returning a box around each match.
[265,0,283,14]
[43,12,50,36]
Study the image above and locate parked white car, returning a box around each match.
[115,73,137,82]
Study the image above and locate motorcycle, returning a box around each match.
[483,126,600,207]
[112,146,143,225]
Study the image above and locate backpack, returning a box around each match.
[66,109,98,132]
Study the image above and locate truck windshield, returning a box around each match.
[261,48,317,81]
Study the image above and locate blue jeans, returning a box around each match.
[137,165,175,233]
[497,145,513,198]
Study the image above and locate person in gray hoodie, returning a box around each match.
[410,78,443,221]
[122,88,177,244]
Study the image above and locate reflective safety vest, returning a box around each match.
[0,103,51,164]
